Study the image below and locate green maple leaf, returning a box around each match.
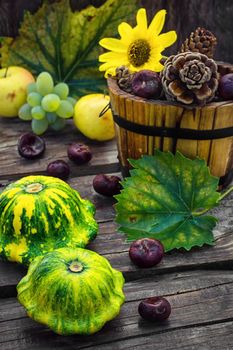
[0,0,137,96]
[115,151,221,252]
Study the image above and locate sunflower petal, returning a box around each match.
[99,38,127,52]
[136,8,148,31]
[157,31,177,48]
[128,65,141,72]
[99,62,113,71]
[99,62,115,72]
[148,9,166,36]
[99,59,128,71]
[153,61,164,72]
[118,22,133,39]
[150,51,163,62]
[140,59,164,72]
[99,63,116,77]
[99,51,127,62]
[99,62,128,77]
[105,67,118,77]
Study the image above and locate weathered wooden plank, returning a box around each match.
[1,219,233,297]
[0,184,233,296]
[0,118,119,180]
[68,175,118,222]
[86,322,233,350]
[1,321,233,350]
[1,322,232,350]
[0,270,233,349]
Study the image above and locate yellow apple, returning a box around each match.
[74,94,115,141]
[0,66,35,117]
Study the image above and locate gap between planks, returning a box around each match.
[1,270,233,349]
[0,118,119,181]
[1,321,233,350]
[1,220,233,297]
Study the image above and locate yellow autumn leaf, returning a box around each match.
[0,0,138,96]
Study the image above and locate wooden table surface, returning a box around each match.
[0,117,233,350]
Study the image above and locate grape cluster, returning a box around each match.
[19,72,76,135]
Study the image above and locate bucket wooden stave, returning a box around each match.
[108,76,233,179]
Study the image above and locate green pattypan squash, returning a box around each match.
[17,247,125,335]
[0,175,98,265]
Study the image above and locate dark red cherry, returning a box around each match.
[18,133,45,159]
[67,143,92,165]
[46,160,70,180]
[129,238,164,268]
[93,174,122,196]
[138,296,171,321]
[132,70,162,99]
[218,73,233,100]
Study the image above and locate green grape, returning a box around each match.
[36,72,54,96]
[18,103,32,121]
[27,82,37,94]
[56,100,74,119]
[50,117,66,131]
[46,112,57,124]
[27,92,42,107]
[53,83,69,99]
[32,118,49,135]
[66,96,77,107]
[31,106,46,120]
[41,94,60,112]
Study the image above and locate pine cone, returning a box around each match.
[161,52,219,105]
[180,27,217,58]
[116,66,133,93]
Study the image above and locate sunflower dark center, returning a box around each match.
[128,39,151,67]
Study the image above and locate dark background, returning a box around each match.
[0,0,232,62]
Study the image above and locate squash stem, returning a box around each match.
[25,183,43,193]
[69,261,83,273]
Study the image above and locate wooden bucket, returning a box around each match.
[107,64,233,182]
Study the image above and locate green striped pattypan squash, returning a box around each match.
[17,247,125,335]
[0,175,98,265]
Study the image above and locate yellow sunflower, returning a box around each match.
[99,8,177,77]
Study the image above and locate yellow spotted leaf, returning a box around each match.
[115,151,221,252]
[0,0,137,96]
